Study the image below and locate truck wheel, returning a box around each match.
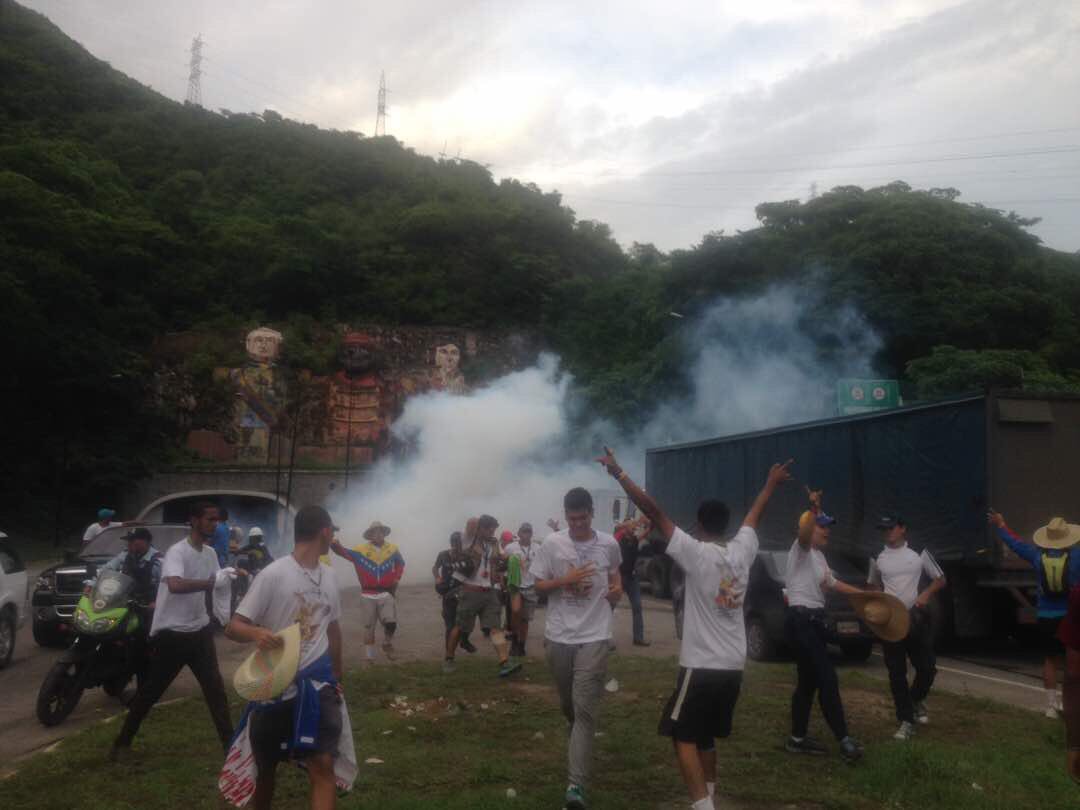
[36,661,84,726]
[746,616,774,661]
[32,620,66,648]
[840,640,874,662]
[0,611,15,669]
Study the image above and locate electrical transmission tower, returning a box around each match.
[186,34,204,107]
[375,71,388,136]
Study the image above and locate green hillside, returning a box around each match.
[2,0,1079,537]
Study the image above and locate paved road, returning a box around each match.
[0,579,1057,774]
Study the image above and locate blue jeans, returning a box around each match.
[625,576,645,643]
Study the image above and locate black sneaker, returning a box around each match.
[785,736,828,755]
[839,736,864,763]
[461,638,478,654]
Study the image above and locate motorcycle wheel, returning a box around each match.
[36,661,84,726]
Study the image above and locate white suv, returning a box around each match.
[0,531,29,668]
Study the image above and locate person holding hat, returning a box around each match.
[224,504,355,809]
[597,449,792,810]
[783,490,866,762]
[83,508,122,545]
[865,514,946,739]
[989,510,1080,718]
[95,527,162,681]
[443,514,522,677]
[331,520,404,662]
[504,522,540,657]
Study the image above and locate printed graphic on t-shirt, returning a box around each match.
[294,590,331,649]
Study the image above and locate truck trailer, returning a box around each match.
[644,391,1080,640]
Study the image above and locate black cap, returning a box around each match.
[123,527,153,542]
[876,513,905,530]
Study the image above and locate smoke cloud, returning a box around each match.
[332,283,881,584]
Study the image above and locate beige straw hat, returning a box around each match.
[848,592,910,643]
[1033,517,1080,550]
[363,521,392,541]
[233,623,302,701]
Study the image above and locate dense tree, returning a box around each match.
[2,0,1079,541]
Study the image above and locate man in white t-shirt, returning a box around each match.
[532,488,623,810]
[83,507,121,545]
[112,500,240,760]
[783,492,865,763]
[225,505,348,810]
[867,513,946,738]
[598,448,793,810]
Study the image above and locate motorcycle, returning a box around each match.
[36,569,145,726]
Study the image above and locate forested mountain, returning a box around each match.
[2,0,1078,534]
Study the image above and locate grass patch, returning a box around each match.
[3,655,1073,809]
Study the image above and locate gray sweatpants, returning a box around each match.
[545,639,610,788]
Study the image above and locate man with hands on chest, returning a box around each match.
[532,486,623,810]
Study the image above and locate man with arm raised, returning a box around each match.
[597,448,792,810]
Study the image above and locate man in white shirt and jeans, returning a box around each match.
[112,500,239,760]
[867,513,946,739]
[598,448,793,810]
[532,487,623,810]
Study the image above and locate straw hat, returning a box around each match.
[363,521,392,541]
[848,592,910,642]
[1033,517,1080,550]
[233,623,302,701]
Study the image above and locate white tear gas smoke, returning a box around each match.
[331,283,881,584]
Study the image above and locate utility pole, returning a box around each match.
[375,70,388,136]
[186,34,204,107]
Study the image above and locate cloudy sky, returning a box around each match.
[25,0,1080,252]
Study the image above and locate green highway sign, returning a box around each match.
[837,378,901,415]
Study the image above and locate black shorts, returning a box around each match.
[658,667,742,749]
[249,686,342,772]
[1039,617,1066,656]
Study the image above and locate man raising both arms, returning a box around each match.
[532,488,623,810]
[598,448,793,810]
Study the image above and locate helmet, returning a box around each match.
[248,526,264,540]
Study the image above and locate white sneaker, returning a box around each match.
[893,721,916,741]
[1045,705,1060,719]
[914,701,929,725]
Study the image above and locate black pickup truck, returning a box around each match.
[31,524,189,646]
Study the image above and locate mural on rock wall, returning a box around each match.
[185,325,534,467]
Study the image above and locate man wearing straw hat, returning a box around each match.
[783,490,866,763]
[331,520,404,662]
[864,513,946,740]
[223,504,355,809]
[989,510,1080,718]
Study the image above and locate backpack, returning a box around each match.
[1041,548,1072,597]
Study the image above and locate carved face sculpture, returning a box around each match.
[434,343,461,374]
[245,327,284,365]
[341,333,379,374]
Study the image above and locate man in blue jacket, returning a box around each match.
[989,510,1080,718]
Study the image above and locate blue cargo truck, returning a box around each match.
[644,391,1080,641]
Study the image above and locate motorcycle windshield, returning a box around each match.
[90,569,134,612]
